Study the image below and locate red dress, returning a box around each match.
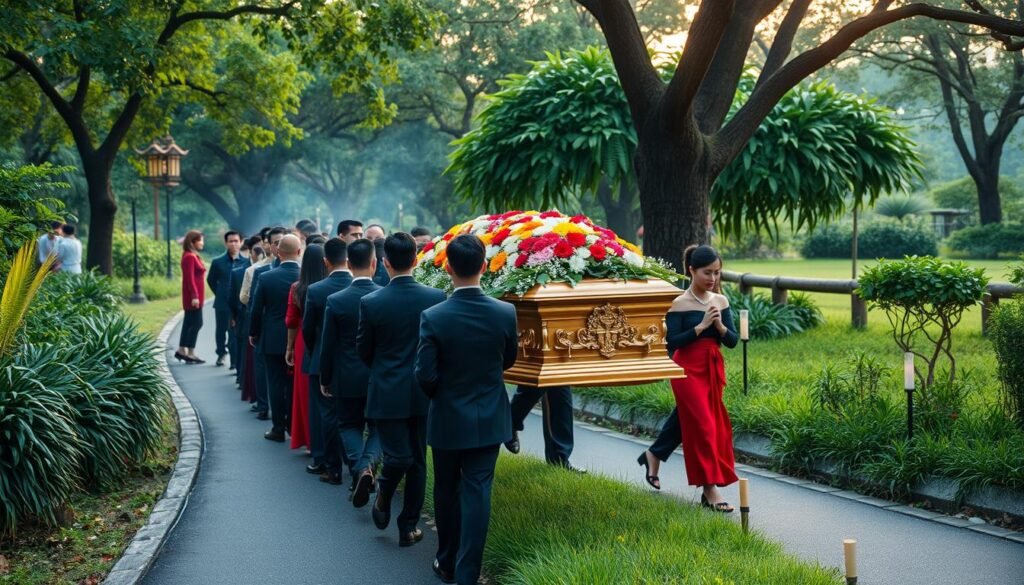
[180,252,206,311]
[671,337,738,487]
[286,284,310,450]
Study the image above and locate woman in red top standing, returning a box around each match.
[286,243,325,451]
[177,230,207,364]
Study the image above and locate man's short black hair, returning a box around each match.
[323,238,348,265]
[224,230,241,242]
[384,232,417,271]
[244,235,261,250]
[306,234,326,245]
[447,235,486,278]
[336,219,363,237]
[50,220,63,230]
[347,238,375,270]
[60,223,75,236]
[296,219,319,236]
[411,226,431,238]
[269,226,288,238]
[259,226,272,241]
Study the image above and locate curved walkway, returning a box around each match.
[142,305,437,585]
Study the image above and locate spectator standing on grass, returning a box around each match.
[207,230,245,367]
[637,244,738,512]
[37,220,62,267]
[55,223,82,274]
[176,230,207,365]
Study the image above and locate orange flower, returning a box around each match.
[434,248,447,267]
[489,251,508,272]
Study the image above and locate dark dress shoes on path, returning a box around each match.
[319,472,342,485]
[215,355,225,366]
[264,429,286,442]
[399,528,423,548]
[255,411,269,420]
[503,430,520,454]
[432,560,455,584]
[306,463,326,475]
[371,491,390,530]
[352,469,374,508]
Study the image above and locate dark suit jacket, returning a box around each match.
[302,270,352,375]
[358,275,445,419]
[249,261,300,355]
[208,253,245,310]
[416,288,518,450]
[228,261,251,323]
[320,278,381,397]
[372,239,390,287]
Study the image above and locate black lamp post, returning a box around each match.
[135,136,189,280]
[128,197,147,304]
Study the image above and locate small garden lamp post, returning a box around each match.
[740,310,750,394]
[904,352,915,439]
[128,195,147,304]
[136,136,189,280]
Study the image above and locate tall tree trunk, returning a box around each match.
[83,155,117,275]
[595,180,641,240]
[634,119,710,270]
[976,163,1003,225]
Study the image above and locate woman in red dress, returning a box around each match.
[286,243,325,451]
[176,230,206,364]
[637,245,738,512]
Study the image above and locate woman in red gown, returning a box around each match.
[638,244,738,512]
[286,243,325,451]
[176,230,206,364]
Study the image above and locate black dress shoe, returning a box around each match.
[504,430,520,454]
[559,462,587,475]
[264,429,286,442]
[352,469,374,508]
[256,411,269,420]
[319,472,342,485]
[215,355,226,366]
[306,463,326,475]
[432,560,455,584]
[371,491,390,530]
[399,528,423,547]
[250,403,259,412]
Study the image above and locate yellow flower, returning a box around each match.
[623,241,642,255]
[434,248,447,267]
[552,222,584,236]
[489,251,507,272]
[511,220,542,236]
[479,233,494,246]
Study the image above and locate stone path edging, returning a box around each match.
[103,308,203,585]
[571,397,1024,546]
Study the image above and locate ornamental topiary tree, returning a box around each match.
[988,291,1024,428]
[857,256,988,388]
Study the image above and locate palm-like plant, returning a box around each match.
[0,240,56,354]
[873,195,931,221]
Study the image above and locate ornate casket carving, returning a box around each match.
[503,278,685,387]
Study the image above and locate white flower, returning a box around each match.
[585,234,600,245]
[623,251,644,267]
[574,247,592,260]
[568,255,586,273]
[486,245,500,258]
[501,238,519,253]
[532,226,552,236]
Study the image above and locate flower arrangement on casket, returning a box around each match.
[414,210,679,295]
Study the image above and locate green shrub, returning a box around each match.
[858,256,988,388]
[800,223,851,258]
[0,163,72,261]
[22,271,121,344]
[112,229,178,279]
[930,176,1024,224]
[989,296,1024,429]
[873,194,930,221]
[1010,255,1023,286]
[111,275,181,301]
[946,222,1024,259]
[801,220,937,258]
[722,286,823,339]
[0,353,84,536]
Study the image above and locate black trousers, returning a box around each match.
[233,314,247,385]
[509,385,574,465]
[214,306,232,360]
[264,353,292,434]
[649,407,682,462]
[432,444,500,585]
[179,309,203,348]
[375,416,427,533]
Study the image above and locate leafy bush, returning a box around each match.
[945,222,1024,259]
[111,275,181,301]
[930,176,1024,224]
[715,228,791,259]
[800,220,938,258]
[1010,255,1024,286]
[0,353,84,536]
[0,163,72,260]
[989,296,1024,429]
[858,256,988,388]
[22,271,121,344]
[722,286,823,339]
[788,291,825,329]
[112,229,178,279]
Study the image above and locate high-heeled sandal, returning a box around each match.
[700,494,734,513]
[636,452,661,490]
[173,351,190,363]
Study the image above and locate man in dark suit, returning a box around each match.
[416,234,518,585]
[370,233,391,287]
[228,236,256,386]
[207,230,245,367]
[301,238,351,478]
[358,232,445,546]
[250,233,302,441]
[506,385,584,473]
[246,227,285,418]
[319,239,381,496]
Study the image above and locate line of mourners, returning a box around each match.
[187,219,739,585]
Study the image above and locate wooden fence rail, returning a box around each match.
[721,270,1023,332]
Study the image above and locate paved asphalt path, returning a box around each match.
[143,305,438,585]
[515,413,1024,585]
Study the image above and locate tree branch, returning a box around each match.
[156,1,300,45]
[3,50,94,155]
[182,173,240,226]
[756,0,813,87]
[664,0,736,133]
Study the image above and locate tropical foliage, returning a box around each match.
[722,287,823,339]
[0,163,71,261]
[988,294,1024,429]
[0,241,55,354]
[414,210,679,296]
[873,195,932,221]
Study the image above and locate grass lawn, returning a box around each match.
[121,296,183,337]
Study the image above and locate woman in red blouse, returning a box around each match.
[286,243,326,452]
[177,230,206,364]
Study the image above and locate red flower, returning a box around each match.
[519,238,536,252]
[570,214,588,224]
[608,242,625,257]
[421,241,435,253]
[589,243,607,260]
[442,233,454,242]
[539,211,562,219]
[554,240,574,258]
[515,253,530,268]
[532,238,552,252]
[492,228,511,245]
[566,232,586,247]
[540,232,560,244]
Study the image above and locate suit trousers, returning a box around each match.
[264,353,293,434]
[375,416,427,533]
[509,385,574,465]
[214,306,232,360]
[233,315,247,385]
[307,374,326,464]
[252,347,269,413]
[432,444,501,585]
[338,396,380,481]
[649,406,682,462]
[179,309,203,348]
